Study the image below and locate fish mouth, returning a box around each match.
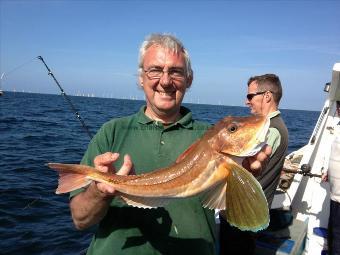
[239,116,270,157]
[224,139,268,165]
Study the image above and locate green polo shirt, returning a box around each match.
[76,106,216,255]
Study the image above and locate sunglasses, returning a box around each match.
[246,91,267,101]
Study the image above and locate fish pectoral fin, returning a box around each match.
[222,162,269,232]
[201,181,227,210]
[119,194,170,209]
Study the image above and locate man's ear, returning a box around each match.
[265,92,272,102]
[138,75,144,87]
[186,73,193,89]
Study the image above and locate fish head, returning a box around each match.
[208,115,269,157]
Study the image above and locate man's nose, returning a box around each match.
[245,98,250,106]
[159,71,172,86]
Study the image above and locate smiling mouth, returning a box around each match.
[157,91,175,97]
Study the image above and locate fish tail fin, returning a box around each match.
[221,162,269,232]
[47,163,92,194]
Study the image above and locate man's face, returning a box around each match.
[246,81,265,115]
[139,45,191,118]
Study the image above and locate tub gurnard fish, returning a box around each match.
[48,115,270,232]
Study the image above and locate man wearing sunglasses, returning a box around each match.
[245,74,288,207]
[219,74,288,255]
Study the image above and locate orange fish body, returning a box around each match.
[48,115,270,232]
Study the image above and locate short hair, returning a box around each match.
[138,33,193,79]
[247,74,283,104]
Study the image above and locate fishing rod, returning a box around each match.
[282,164,322,178]
[37,56,93,140]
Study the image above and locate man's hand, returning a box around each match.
[69,152,134,229]
[93,152,134,195]
[321,172,328,182]
[242,145,272,175]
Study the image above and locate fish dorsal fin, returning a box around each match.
[201,181,227,210]
[119,194,171,209]
[175,140,200,163]
[221,161,269,232]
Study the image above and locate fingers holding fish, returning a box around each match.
[242,144,272,175]
[94,179,116,196]
[116,154,135,176]
[261,144,272,158]
[93,152,119,195]
[253,144,272,168]
[94,152,119,174]
[94,153,135,195]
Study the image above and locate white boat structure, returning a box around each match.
[254,63,340,255]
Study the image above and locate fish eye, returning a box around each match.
[227,123,238,133]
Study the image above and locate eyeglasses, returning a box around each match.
[246,91,270,101]
[143,67,186,81]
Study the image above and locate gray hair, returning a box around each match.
[138,33,193,79]
[247,73,283,104]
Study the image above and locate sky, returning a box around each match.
[1,0,339,111]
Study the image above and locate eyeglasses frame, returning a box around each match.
[246,91,273,101]
[143,67,186,81]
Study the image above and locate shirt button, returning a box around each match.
[160,141,165,145]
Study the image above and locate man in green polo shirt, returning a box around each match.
[68,34,271,255]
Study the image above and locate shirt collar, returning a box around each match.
[136,106,193,129]
[268,110,281,119]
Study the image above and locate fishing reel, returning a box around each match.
[283,164,322,178]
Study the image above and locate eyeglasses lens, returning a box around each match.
[246,91,266,101]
